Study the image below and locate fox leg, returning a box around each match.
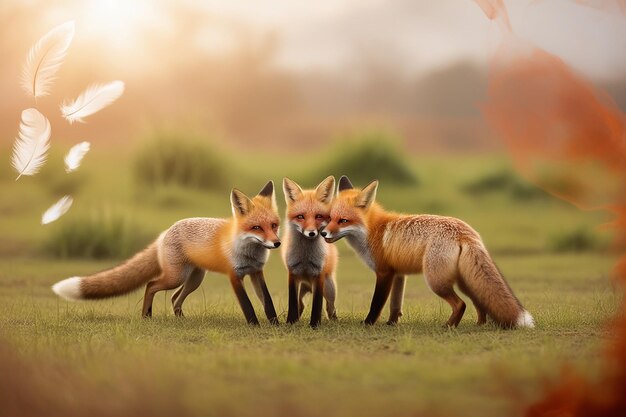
[287,273,300,324]
[310,275,325,328]
[363,271,395,325]
[250,272,266,305]
[142,271,187,318]
[298,281,312,318]
[387,275,406,325]
[323,275,337,320]
[171,268,205,317]
[423,248,466,327]
[457,279,487,325]
[229,272,259,325]
[249,271,279,325]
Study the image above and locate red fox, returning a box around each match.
[321,176,534,329]
[282,176,338,327]
[52,181,281,325]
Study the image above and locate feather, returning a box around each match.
[61,81,125,124]
[41,195,73,225]
[11,108,52,180]
[64,141,91,173]
[21,21,75,99]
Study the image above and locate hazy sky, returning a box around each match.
[186,0,626,80]
[10,0,625,80]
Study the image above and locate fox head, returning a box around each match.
[283,176,335,239]
[231,180,281,249]
[321,175,378,243]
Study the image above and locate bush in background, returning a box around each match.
[548,227,606,253]
[134,132,229,190]
[43,210,153,259]
[461,169,547,201]
[313,131,418,186]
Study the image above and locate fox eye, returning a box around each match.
[338,218,349,224]
[271,223,278,229]
[315,214,324,219]
[252,225,262,230]
[296,214,305,220]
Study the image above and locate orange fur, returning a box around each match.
[53,183,282,325]
[323,178,533,328]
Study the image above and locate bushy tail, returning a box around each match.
[458,240,534,328]
[52,242,161,300]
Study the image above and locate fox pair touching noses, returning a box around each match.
[52,176,534,329]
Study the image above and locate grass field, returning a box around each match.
[0,146,621,417]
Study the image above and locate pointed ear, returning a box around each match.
[258,180,277,210]
[315,176,335,204]
[282,177,304,203]
[338,175,354,193]
[258,180,274,198]
[231,188,254,217]
[355,180,378,209]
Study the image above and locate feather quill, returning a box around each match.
[41,196,73,225]
[11,108,52,180]
[21,21,75,99]
[64,141,91,173]
[61,81,125,124]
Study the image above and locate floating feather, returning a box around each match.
[41,195,73,225]
[61,81,125,124]
[21,21,75,99]
[11,108,52,180]
[64,141,91,173]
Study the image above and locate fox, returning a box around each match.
[52,181,282,326]
[282,176,338,328]
[321,175,534,329]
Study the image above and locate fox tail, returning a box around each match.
[458,239,534,328]
[52,242,161,300]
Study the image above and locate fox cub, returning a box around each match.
[52,181,282,325]
[321,176,534,329]
[282,176,338,328]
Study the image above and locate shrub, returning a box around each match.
[548,227,604,253]
[42,210,153,259]
[134,132,229,190]
[461,169,547,201]
[314,131,418,186]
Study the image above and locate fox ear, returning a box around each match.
[257,180,274,198]
[282,177,304,203]
[315,176,335,204]
[258,180,277,210]
[355,180,378,209]
[338,175,354,193]
[231,188,254,217]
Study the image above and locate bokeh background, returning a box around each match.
[0,1,624,416]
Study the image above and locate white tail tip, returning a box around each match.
[516,310,535,328]
[52,276,82,301]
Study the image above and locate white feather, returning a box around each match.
[21,21,75,99]
[64,141,91,173]
[41,195,73,225]
[61,81,125,124]
[11,108,52,180]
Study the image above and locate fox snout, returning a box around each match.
[304,229,318,239]
[262,239,281,249]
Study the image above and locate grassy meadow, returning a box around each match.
[0,135,621,417]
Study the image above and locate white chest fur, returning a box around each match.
[346,226,376,271]
[231,237,269,277]
[285,230,327,278]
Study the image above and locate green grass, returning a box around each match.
[0,147,621,417]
